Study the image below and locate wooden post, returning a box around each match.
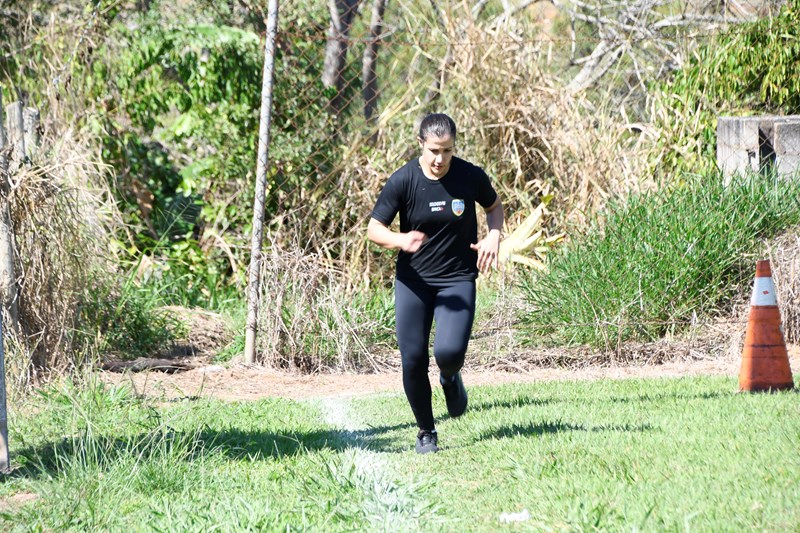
[0,97,19,330]
[0,95,5,173]
[6,102,25,169]
[244,0,280,364]
[23,107,40,159]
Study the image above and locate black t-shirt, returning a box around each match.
[371,156,498,283]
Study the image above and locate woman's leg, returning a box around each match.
[432,280,476,378]
[395,278,436,430]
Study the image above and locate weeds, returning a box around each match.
[767,230,800,343]
[79,267,181,361]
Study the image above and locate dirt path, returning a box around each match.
[97,345,800,402]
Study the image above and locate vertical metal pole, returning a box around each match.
[245,0,280,364]
[0,311,9,472]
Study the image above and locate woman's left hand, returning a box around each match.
[470,230,501,274]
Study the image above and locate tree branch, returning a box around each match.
[565,39,625,94]
[471,0,490,19]
[490,0,541,28]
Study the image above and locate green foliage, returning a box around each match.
[87,6,343,306]
[655,2,800,175]
[133,236,241,310]
[78,268,182,360]
[92,19,264,302]
[520,171,800,347]
[212,305,245,363]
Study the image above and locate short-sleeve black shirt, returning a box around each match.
[371,156,498,283]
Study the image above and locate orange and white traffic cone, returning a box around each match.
[739,260,795,392]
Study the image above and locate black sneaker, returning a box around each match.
[440,371,468,418]
[415,429,439,454]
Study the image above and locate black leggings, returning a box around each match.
[395,278,476,431]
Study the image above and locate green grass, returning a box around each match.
[1,375,798,531]
[521,171,800,347]
[81,267,183,361]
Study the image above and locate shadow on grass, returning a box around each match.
[2,389,670,481]
[605,391,730,403]
[1,419,420,482]
[10,416,623,481]
[480,421,655,441]
[1,385,558,481]
[431,391,554,425]
[2,394,552,480]
[467,394,553,412]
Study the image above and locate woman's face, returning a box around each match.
[418,134,454,179]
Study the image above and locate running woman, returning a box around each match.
[367,113,504,453]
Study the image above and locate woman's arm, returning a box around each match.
[368,218,428,253]
[470,198,504,273]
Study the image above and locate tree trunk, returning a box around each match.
[322,0,361,116]
[362,0,387,126]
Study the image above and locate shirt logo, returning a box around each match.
[452,199,465,216]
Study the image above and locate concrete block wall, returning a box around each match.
[717,115,800,180]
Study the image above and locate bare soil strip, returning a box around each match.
[96,345,799,402]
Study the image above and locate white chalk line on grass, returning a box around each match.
[318,395,441,530]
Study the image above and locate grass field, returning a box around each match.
[0,375,798,531]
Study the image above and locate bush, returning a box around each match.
[520,171,800,348]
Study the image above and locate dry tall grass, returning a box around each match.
[0,3,128,392]
[4,1,774,373]
[254,242,394,372]
[246,16,673,366]
[3,124,119,392]
[768,230,800,344]
[442,22,659,228]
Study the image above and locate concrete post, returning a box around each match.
[717,116,759,181]
[773,119,800,177]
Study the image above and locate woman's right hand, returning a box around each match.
[401,231,428,253]
[367,218,427,252]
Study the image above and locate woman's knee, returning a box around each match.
[434,345,466,377]
[401,351,429,376]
